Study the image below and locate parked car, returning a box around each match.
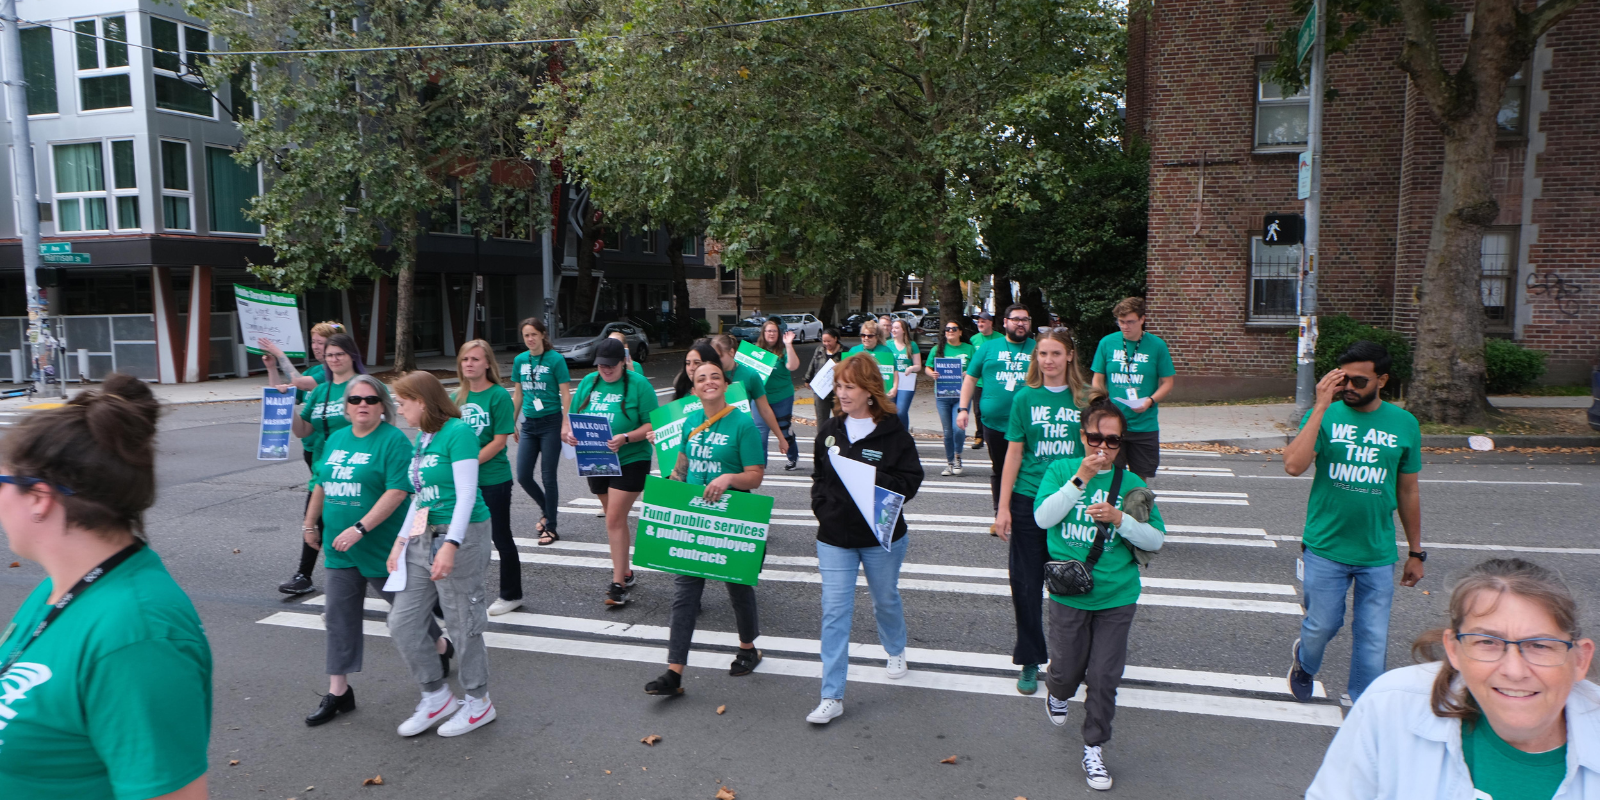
[552,320,651,366]
[901,307,932,324]
[773,313,823,342]
[727,317,768,343]
[839,314,871,336]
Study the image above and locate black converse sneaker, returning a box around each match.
[1083,745,1112,791]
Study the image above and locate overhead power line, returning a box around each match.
[18,0,923,59]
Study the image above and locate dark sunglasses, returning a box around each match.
[1340,375,1371,389]
[346,395,384,405]
[1084,432,1123,449]
[0,475,75,495]
[944,326,961,332]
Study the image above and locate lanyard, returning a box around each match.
[1,541,146,675]
[1122,337,1142,374]
[410,432,433,495]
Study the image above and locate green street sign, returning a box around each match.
[1297,6,1317,66]
[632,476,773,585]
[38,242,72,254]
[42,253,90,264]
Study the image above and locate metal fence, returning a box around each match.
[1,313,244,383]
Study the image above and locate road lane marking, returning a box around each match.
[262,610,1338,722]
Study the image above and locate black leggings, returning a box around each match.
[299,450,323,576]
[480,480,521,601]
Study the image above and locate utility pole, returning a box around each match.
[1294,0,1326,416]
[1,0,54,397]
[541,164,556,336]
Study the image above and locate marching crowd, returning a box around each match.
[1,297,1596,799]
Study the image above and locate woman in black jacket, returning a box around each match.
[802,327,846,425]
[805,353,924,725]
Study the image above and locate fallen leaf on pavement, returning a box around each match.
[939,755,958,764]
[305,787,315,792]
[362,775,383,786]
[641,734,662,746]
[228,760,239,766]
[9,562,19,568]
[716,705,727,715]
[233,549,241,554]
[605,770,612,775]
[1422,590,1431,595]
[716,787,737,800]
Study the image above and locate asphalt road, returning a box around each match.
[4,361,1599,800]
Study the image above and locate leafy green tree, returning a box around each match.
[194,0,548,370]
[1266,0,1589,424]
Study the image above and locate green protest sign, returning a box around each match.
[633,476,773,585]
[735,340,780,380]
[648,384,750,477]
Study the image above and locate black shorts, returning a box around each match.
[1118,430,1160,480]
[587,459,651,494]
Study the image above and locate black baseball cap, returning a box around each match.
[595,338,626,367]
[976,311,994,321]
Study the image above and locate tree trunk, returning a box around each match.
[665,228,695,345]
[575,224,600,323]
[817,280,842,326]
[859,268,874,316]
[992,262,1014,312]
[1407,128,1498,425]
[392,219,419,373]
[891,275,910,311]
[1020,284,1050,331]
[938,248,964,321]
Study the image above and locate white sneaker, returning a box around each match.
[438,694,496,737]
[1045,694,1070,727]
[940,463,954,477]
[806,698,844,724]
[397,688,456,736]
[885,654,908,679]
[952,456,964,476]
[1083,745,1113,791]
[488,598,523,616]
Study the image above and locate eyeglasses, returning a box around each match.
[324,350,349,359]
[1007,317,1031,323]
[0,475,75,495]
[861,333,878,339]
[1455,633,1576,667]
[346,395,384,405]
[1341,375,1372,389]
[1084,432,1123,449]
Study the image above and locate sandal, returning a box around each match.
[644,669,684,695]
[535,519,559,546]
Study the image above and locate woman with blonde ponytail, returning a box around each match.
[452,340,520,615]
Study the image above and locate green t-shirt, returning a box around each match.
[845,344,898,388]
[889,340,919,376]
[1301,401,1422,567]
[412,417,492,525]
[1091,332,1176,434]
[512,349,570,419]
[298,377,352,464]
[1005,385,1084,499]
[0,546,211,800]
[682,406,764,486]
[760,347,796,402]
[314,423,414,577]
[1461,718,1568,800]
[295,362,328,403]
[571,370,662,466]
[968,331,1002,386]
[457,384,516,486]
[929,341,978,374]
[725,362,768,403]
[1037,459,1165,611]
[966,337,1035,429]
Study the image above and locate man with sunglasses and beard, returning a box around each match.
[1282,340,1424,706]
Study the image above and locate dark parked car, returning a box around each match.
[552,321,650,366]
[727,317,770,343]
[839,314,871,336]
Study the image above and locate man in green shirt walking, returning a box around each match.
[967,311,1000,450]
[1282,340,1424,705]
[1090,297,1175,482]
[957,304,1035,516]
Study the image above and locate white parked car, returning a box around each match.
[774,313,824,342]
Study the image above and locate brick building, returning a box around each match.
[1128,1,1600,397]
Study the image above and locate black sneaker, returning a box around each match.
[730,648,763,676]
[644,669,683,695]
[305,686,356,726]
[278,572,315,595]
[623,571,638,589]
[784,460,799,471]
[605,582,630,607]
[1288,638,1315,702]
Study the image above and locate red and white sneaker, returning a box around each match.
[397,688,457,737]
[438,694,496,737]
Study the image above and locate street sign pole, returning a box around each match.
[540,163,556,336]
[1294,0,1326,417]
[1,0,55,397]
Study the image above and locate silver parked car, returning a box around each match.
[552,321,651,366]
[774,313,824,342]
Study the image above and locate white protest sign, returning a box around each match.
[808,358,836,402]
[235,284,307,359]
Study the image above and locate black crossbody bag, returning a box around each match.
[1043,466,1125,596]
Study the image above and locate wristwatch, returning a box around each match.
[1409,550,1428,562]
[1071,476,1085,489]
[958,407,969,412]
[353,521,369,535]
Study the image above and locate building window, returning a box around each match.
[74,16,132,111]
[719,265,738,296]
[207,146,258,234]
[764,274,777,296]
[20,27,58,115]
[110,140,139,229]
[1249,236,1301,321]
[53,143,109,232]
[160,140,192,230]
[1498,67,1527,137]
[1480,229,1516,331]
[427,181,470,235]
[1255,63,1309,149]
[603,227,620,251]
[494,196,532,240]
[681,235,698,257]
[229,65,256,120]
[641,228,656,254]
[151,18,214,117]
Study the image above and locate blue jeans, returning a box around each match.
[754,394,799,465]
[895,389,915,430]
[817,536,909,700]
[935,396,965,462]
[516,414,563,531]
[1297,548,1396,700]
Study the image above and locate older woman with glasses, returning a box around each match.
[844,320,898,390]
[1308,558,1600,799]
[923,321,976,475]
[282,332,365,596]
[300,376,446,727]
